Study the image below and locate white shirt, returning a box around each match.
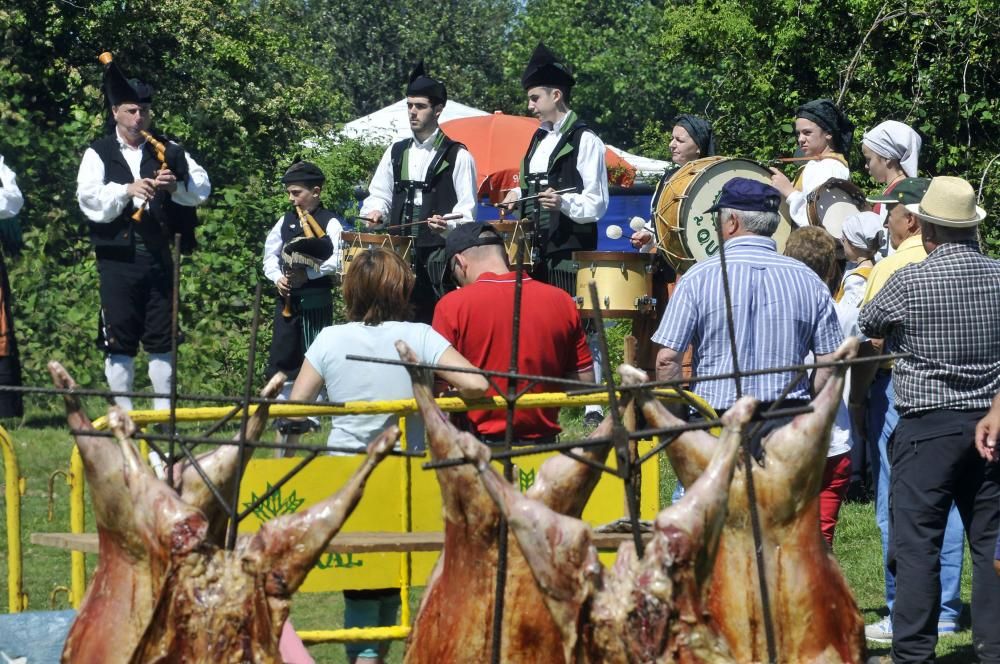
[262,212,344,283]
[304,321,451,451]
[834,268,868,339]
[786,157,850,228]
[514,112,608,224]
[0,156,24,220]
[76,128,211,223]
[360,128,478,234]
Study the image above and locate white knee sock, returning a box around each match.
[586,332,603,415]
[148,353,173,412]
[105,354,135,412]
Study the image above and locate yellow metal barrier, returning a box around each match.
[61,388,712,644]
[0,425,29,612]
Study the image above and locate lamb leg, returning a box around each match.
[253,425,399,597]
[619,364,718,489]
[527,378,633,516]
[176,372,287,542]
[454,432,599,662]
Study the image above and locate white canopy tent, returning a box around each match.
[607,145,671,178]
[339,98,489,144]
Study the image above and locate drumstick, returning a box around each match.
[606,225,624,240]
[767,155,829,166]
[629,216,647,232]
[368,213,464,232]
[489,187,577,207]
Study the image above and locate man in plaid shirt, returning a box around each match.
[859,176,1000,663]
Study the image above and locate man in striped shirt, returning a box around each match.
[859,176,1000,663]
[652,177,843,455]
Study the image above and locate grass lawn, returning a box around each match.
[0,406,980,663]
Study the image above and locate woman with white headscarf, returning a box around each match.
[861,120,921,220]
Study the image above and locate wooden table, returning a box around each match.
[31,530,651,555]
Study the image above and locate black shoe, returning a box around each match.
[274,417,320,436]
[846,480,872,503]
[583,411,603,430]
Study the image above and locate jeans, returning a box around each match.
[867,372,963,622]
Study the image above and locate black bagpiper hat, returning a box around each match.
[406,60,447,105]
[521,42,575,90]
[281,160,326,186]
[101,53,153,106]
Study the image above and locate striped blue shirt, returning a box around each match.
[652,235,843,409]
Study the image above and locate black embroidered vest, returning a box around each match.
[519,117,597,257]
[388,133,464,248]
[88,133,199,257]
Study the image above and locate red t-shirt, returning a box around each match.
[432,271,593,439]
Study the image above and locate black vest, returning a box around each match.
[88,134,199,257]
[519,118,598,257]
[388,134,464,248]
[278,207,336,291]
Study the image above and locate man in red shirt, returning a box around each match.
[432,223,594,443]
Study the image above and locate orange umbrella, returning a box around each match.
[441,112,635,203]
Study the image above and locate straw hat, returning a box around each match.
[904,176,986,227]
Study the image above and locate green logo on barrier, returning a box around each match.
[244,483,306,522]
[519,468,536,492]
[317,552,364,569]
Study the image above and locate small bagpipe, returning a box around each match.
[280,206,334,318]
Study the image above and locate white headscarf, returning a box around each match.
[842,210,883,252]
[862,120,921,178]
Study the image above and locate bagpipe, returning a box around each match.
[280,206,334,318]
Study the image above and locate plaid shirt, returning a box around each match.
[859,241,1000,414]
[653,236,843,410]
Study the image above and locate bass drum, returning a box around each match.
[652,156,793,273]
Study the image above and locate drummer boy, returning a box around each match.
[262,160,344,445]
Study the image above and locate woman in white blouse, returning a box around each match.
[770,99,854,227]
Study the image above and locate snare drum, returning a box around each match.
[571,251,656,319]
[340,232,413,275]
[488,220,535,268]
[652,156,794,273]
[807,178,870,240]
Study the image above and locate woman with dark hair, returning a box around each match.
[631,114,716,251]
[770,98,853,227]
[288,247,486,664]
[629,115,716,386]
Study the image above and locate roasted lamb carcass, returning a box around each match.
[622,338,866,663]
[49,362,282,663]
[50,362,394,663]
[398,341,628,664]
[450,393,752,663]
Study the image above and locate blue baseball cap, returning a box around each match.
[704,177,782,214]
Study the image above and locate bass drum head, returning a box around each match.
[807,178,870,240]
[676,158,793,266]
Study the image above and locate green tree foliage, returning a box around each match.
[275,0,521,115]
[510,0,999,245]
